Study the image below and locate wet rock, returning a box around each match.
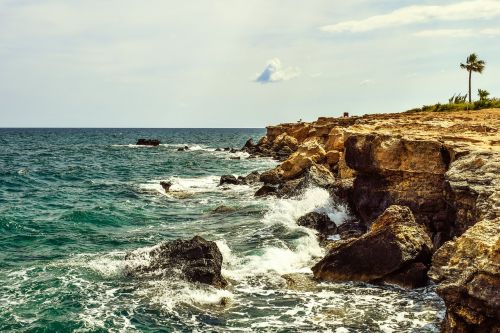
[219,175,239,186]
[428,219,500,333]
[215,148,222,152]
[224,147,231,151]
[238,171,260,185]
[211,205,235,214]
[230,148,238,153]
[312,205,432,289]
[297,212,337,238]
[255,185,277,197]
[125,235,227,288]
[260,169,282,185]
[242,138,255,150]
[160,181,172,192]
[137,139,161,146]
[336,219,366,240]
[177,146,189,151]
[230,156,241,160]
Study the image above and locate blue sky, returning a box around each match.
[1,0,499,127]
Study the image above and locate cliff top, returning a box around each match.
[268,108,500,152]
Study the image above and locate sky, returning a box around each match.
[1,0,499,127]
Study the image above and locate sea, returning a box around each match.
[0,128,445,332]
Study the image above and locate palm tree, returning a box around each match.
[460,53,485,103]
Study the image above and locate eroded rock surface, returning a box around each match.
[312,205,433,289]
[125,236,227,288]
[429,219,500,333]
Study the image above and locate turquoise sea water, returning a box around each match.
[0,128,444,332]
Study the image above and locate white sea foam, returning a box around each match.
[221,187,349,282]
[138,175,220,196]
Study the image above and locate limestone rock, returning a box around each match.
[429,219,500,333]
[312,205,432,288]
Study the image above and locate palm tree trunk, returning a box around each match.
[468,70,472,103]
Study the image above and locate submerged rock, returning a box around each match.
[428,219,500,333]
[177,146,189,151]
[136,139,161,146]
[125,235,227,288]
[312,205,432,289]
[211,205,235,214]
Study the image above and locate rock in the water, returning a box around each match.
[428,219,500,333]
[215,148,222,152]
[255,185,277,197]
[281,273,318,291]
[230,148,238,153]
[241,171,260,185]
[125,235,227,288]
[242,138,254,150]
[137,139,161,146]
[160,181,172,192]
[230,156,241,160]
[177,146,189,151]
[211,205,235,214]
[312,205,432,288]
[297,212,337,237]
[260,169,282,185]
[219,175,239,186]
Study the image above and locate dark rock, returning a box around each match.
[382,262,429,289]
[160,181,172,192]
[124,235,227,288]
[137,139,161,146]
[177,146,189,151]
[243,171,260,184]
[312,205,433,289]
[230,156,241,160]
[259,169,282,185]
[219,175,239,186]
[336,219,366,240]
[255,185,277,197]
[215,148,222,152]
[224,147,231,151]
[230,148,238,153]
[297,212,337,237]
[276,178,304,198]
[242,138,254,150]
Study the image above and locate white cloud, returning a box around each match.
[255,58,300,83]
[321,0,500,33]
[414,28,500,37]
[359,79,374,86]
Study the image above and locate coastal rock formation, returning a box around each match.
[428,219,500,333]
[125,236,227,288]
[297,212,337,239]
[344,134,454,247]
[312,205,433,289]
[251,108,499,329]
[136,138,161,146]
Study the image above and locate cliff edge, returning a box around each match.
[248,108,499,333]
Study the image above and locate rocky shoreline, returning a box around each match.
[241,108,499,333]
[132,109,498,332]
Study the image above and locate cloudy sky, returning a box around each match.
[1,0,499,127]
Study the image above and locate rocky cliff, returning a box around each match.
[248,109,499,333]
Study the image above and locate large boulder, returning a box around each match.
[312,205,433,288]
[279,139,326,180]
[125,236,227,288]
[428,219,500,333]
[137,139,161,146]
